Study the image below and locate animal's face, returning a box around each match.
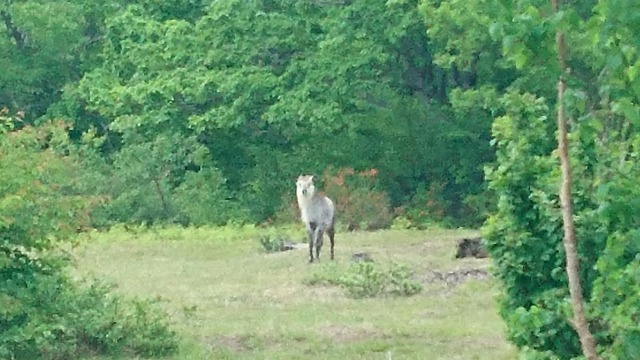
[296,175,316,198]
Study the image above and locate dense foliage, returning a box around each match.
[0,117,178,359]
[2,0,497,229]
[304,261,423,299]
[452,0,640,358]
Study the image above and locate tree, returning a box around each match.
[550,0,598,357]
[477,0,640,357]
[0,0,127,122]
[69,0,496,226]
[0,114,178,358]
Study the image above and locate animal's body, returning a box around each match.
[296,175,336,263]
[455,237,489,259]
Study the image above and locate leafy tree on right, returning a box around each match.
[423,0,640,358]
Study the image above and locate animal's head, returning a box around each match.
[296,175,316,198]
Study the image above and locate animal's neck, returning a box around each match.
[297,191,317,206]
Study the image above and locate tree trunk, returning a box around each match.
[152,177,171,219]
[1,7,26,49]
[550,0,600,359]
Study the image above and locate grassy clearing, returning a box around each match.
[71,225,516,359]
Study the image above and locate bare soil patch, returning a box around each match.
[422,268,491,286]
[319,324,388,343]
[203,335,251,353]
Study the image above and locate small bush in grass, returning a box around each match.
[258,234,287,253]
[390,215,413,230]
[258,228,305,253]
[302,262,342,286]
[339,262,387,298]
[305,261,423,298]
[67,283,178,358]
[387,262,423,297]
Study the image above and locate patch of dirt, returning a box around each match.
[319,324,388,343]
[421,268,491,286]
[262,283,344,305]
[412,240,447,251]
[202,335,251,353]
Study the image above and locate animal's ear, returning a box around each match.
[310,175,316,182]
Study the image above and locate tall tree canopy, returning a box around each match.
[48,0,495,225]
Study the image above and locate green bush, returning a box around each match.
[484,90,640,358]
[258,234,287,253]
[0,119,179,359]
[0,251,178,359]
[400,182,450,229]
[387,263,423,297]
[305,261,423,299]
[101,132,204,225]
[302,262,343,287]
[483,92,584,358]
[339,262,388,298]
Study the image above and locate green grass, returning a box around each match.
[71,225,516,359]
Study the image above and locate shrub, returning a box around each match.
[459,188,497,228]
[272,192,301,225]
[323,167,392,231]
[91,132,214,226]
[0,251,178,359]
[302,262,342,287]
[387,262,423,297]
[258,234,288,253]
[256,224,307,253]
[483,90,640,358]
[68,280,178,357]
[389,215,413,230]
[0,118,179,359]
[339,262,388,298]
[305,261,423,298]
[483,92,585,358]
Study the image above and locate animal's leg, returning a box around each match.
[307,222,317,263]
[328,227,335,260]
[315,228,324,261]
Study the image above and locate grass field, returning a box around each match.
[72,225,516,360]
